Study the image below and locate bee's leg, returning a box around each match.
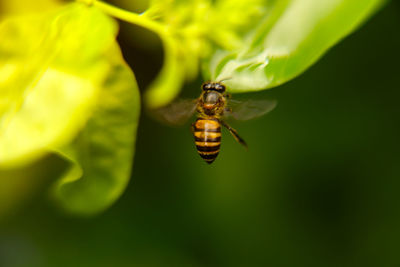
[223,94,232,114]
[224,93,232,99]
[220,120,248,149]
[224,107,232,113]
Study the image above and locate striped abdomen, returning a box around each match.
[193,118,221,164]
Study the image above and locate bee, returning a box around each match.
[153,81,276,164]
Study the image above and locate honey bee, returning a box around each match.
[154,81,276,164]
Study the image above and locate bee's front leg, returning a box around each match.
[224,93,232,99]
[223,94,232,113]
[220,120,247,149]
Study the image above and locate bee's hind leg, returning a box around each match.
[220,120,248,149]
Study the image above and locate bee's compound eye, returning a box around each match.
[215,84,225,92]
[202,83,212,90]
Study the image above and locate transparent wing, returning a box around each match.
[150,98,198,126]
[225,99,277,121]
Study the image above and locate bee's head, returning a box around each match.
[202,82,226,93]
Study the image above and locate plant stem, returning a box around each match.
[76,0,167,35]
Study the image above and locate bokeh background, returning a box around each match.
[1,1,400,266]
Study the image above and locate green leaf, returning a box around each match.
[0,3,141,215]
[208,0,387,92]
[0,3,117,167]
[52,44,140,215]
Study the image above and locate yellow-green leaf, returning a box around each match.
[0,3,117,167]
[52,43,140,215]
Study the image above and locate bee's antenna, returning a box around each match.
[218,77,232,83]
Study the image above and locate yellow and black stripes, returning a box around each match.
[193,118,221,164]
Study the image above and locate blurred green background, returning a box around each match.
[1,1,400,266]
